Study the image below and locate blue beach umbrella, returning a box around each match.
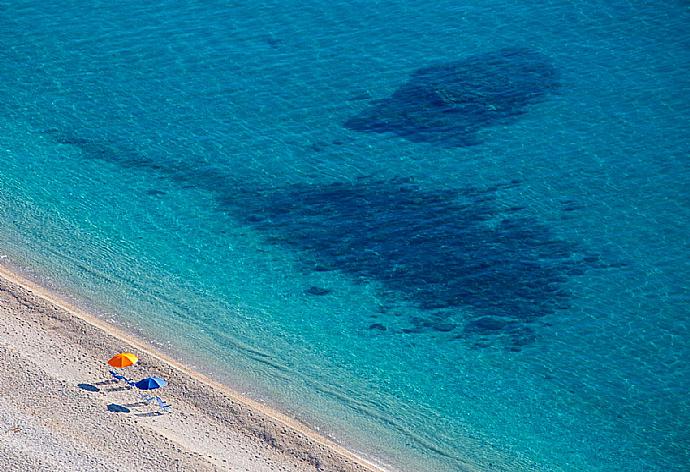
[134,377,168,390]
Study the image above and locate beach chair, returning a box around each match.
[155,396,172,413]
[110,370,137,390]
[139,393,156,404]
[109,369,127,383]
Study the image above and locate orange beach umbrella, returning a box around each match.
[108,352,139,368]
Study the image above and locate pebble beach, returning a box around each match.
[0,266,383,472]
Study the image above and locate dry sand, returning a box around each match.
[0,265,387,472]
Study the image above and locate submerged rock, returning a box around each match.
[369,323,387,331]
[305,286,332,296]
[465,317,513,332]
[431,322,457,333]
[232,177,602,349]
[345,48,559,147]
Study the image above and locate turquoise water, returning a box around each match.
[1,0,689,470]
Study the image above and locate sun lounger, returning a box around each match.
[109,369,127,382]
[110,370,138,389]
[139,393,156,403]
[155,396,172,412]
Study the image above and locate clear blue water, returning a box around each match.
[1,1,689,470]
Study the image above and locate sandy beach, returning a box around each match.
[0,265,385,472]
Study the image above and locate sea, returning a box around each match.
[1,1,689,470]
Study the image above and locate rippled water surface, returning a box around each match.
[1,1,689,470]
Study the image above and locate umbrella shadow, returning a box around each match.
[107,403,130,413]
[77,383,100,392]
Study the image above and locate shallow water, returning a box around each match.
[1,1,689,470]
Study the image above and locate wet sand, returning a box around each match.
[0,265,386,472]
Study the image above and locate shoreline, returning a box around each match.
[0,262,388,471]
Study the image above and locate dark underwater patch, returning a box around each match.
[43,129,615,349]
[345,48,559,147]
[228,178,599,348]
[305,286,332,296]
